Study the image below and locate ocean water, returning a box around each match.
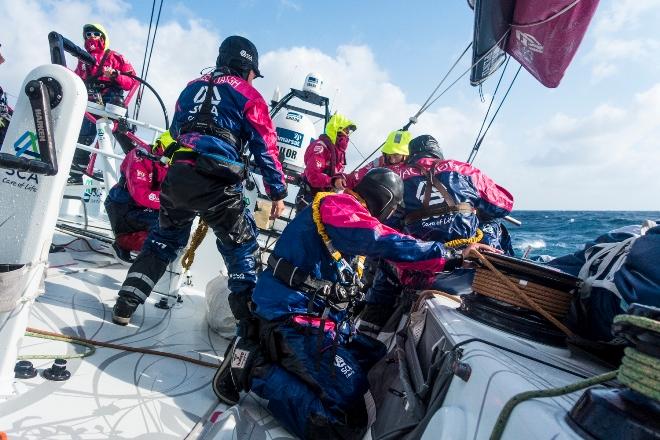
[508,211,660,259]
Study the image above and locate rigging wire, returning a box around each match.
[350,139,366,160]
[470,56,511,157]
[133,0,165,121]
[133,0,156,120]
[350,42,474,173]
[406,29,511,129]
[409,42,473,126]
[467,64,522,164]
[143,1,164,89]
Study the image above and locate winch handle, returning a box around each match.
[504,215,521,226]
[48,32,95,67]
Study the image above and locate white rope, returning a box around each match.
[512,0,582,29]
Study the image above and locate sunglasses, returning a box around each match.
[85,31,103,38]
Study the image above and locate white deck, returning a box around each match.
[0,234,232,439]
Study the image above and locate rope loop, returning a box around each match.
[181,219,209,271]
[445,228,483,248]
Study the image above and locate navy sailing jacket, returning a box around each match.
[170,74,287,201]
[396,158,514,242]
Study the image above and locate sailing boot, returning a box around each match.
[112,252,169,325]
[112,295,141,326]
[212,335,264,405]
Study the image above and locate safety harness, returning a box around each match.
[84,50,111,95]
[165,71,248,178]
[403,162,474,225]
[269,191,369,374]
[268,191,366,314]
[179,71,242,149]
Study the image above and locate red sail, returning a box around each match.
[506,0,600,88]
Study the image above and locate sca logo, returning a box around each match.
[13,131,40,159]
[285,111,302,122]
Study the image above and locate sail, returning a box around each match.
[507,0,600,88]
[470,0,600,88]
[469,0,516,86]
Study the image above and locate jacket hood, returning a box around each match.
[325,113,356,144]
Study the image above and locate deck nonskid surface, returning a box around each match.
[0,236,230,439]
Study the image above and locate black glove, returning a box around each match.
[228,292,253,321]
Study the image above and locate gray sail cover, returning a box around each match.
[469,0,516,86]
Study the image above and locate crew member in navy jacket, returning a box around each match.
[212,168,498,438]
[112,36,287,330]
[360,135,514,336]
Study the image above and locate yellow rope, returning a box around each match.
[444,228,483,248]
[312,192,341,260]
[311,191,366,278]
[181,219,209,271]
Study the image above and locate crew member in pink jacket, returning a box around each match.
[295,113,356,212]
[104,131,173,263]
[344,129,411,189]
[72,23,138,182]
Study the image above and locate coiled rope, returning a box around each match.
[181,219,209,271]
[613,314,660,400]
[469,249,575,337]
[491,310,660,440]
[472,268,572,318]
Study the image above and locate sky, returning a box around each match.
[1,0,659,210]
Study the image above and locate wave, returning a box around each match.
[515,239,547,250]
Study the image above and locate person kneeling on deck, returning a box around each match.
[104,131,174,264]
[359,135,514,337]
[295,113,356,212]
[111,35,287,327]
[212,168,498,439]
[343,129,411,189]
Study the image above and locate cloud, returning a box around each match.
[594,0,660,34]
[1,0,658,210]
[259,45,490,167]
[279,0,301,11]
[0,0,221,127]
[588,38,660,80]
[587,0,660,80]
[514,82,660,209]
